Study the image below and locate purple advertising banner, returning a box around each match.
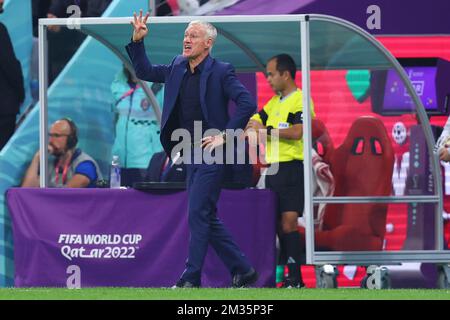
[383,67,438,111]
[7,188,277,288]
[216,0,450,35]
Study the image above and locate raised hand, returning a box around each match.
[131,9,150,42]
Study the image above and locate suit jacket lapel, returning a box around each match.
[162,57,187,128]
[200,56,214,121]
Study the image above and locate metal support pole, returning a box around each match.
[149,0,156,16]
[300,17,315,264]
[38,22,49,188]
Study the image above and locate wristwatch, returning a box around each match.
[221,131,227,143]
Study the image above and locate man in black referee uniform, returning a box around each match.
[245,54,314,288]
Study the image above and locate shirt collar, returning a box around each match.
[197,55,209,72]
[187,55,210,74]
[279,88,299,101]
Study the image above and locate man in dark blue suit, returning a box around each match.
[126,11,258,288]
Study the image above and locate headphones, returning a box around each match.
[61,117,78,150]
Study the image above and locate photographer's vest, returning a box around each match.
[48,149,103,187]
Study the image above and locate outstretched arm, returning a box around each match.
[223,65,257,130]
[126,10,169,83]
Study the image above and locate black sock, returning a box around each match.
[282,231,303,283]
[277,235,287,265]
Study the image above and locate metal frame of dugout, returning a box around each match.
[38,14,450,289]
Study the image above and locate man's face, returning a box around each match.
[48,120,71,156]
[266,59,287,93]
[182,24,211,60]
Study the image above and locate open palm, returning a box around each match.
[131,10,150,42]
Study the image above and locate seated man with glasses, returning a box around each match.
[21,118,102,188]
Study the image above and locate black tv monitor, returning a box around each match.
[371,58,450,116]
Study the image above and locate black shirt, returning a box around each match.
[176,57,208,139]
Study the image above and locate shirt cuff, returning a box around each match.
[130,36,143,44]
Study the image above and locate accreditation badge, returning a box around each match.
[278,122,289,129]
[140,98,150,111]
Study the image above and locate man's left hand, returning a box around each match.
[201,134,225,152]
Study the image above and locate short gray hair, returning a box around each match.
[187,20,217,44]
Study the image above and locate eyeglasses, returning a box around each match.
[48,133,69,138]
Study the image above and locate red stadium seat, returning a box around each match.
[312,118,335,165]
[300,116,394,251]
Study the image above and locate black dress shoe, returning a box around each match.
[280,278,306,289]
[173,279,200,288]
[232,268,258,288]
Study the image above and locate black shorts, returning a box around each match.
[265,160,304,216]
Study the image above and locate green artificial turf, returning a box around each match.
[0,288,449,300]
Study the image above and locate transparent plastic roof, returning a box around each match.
[65,15,391,72]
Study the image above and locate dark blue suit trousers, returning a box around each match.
[182,154,252,284]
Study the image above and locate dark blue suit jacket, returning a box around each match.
[125,41,257,155]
